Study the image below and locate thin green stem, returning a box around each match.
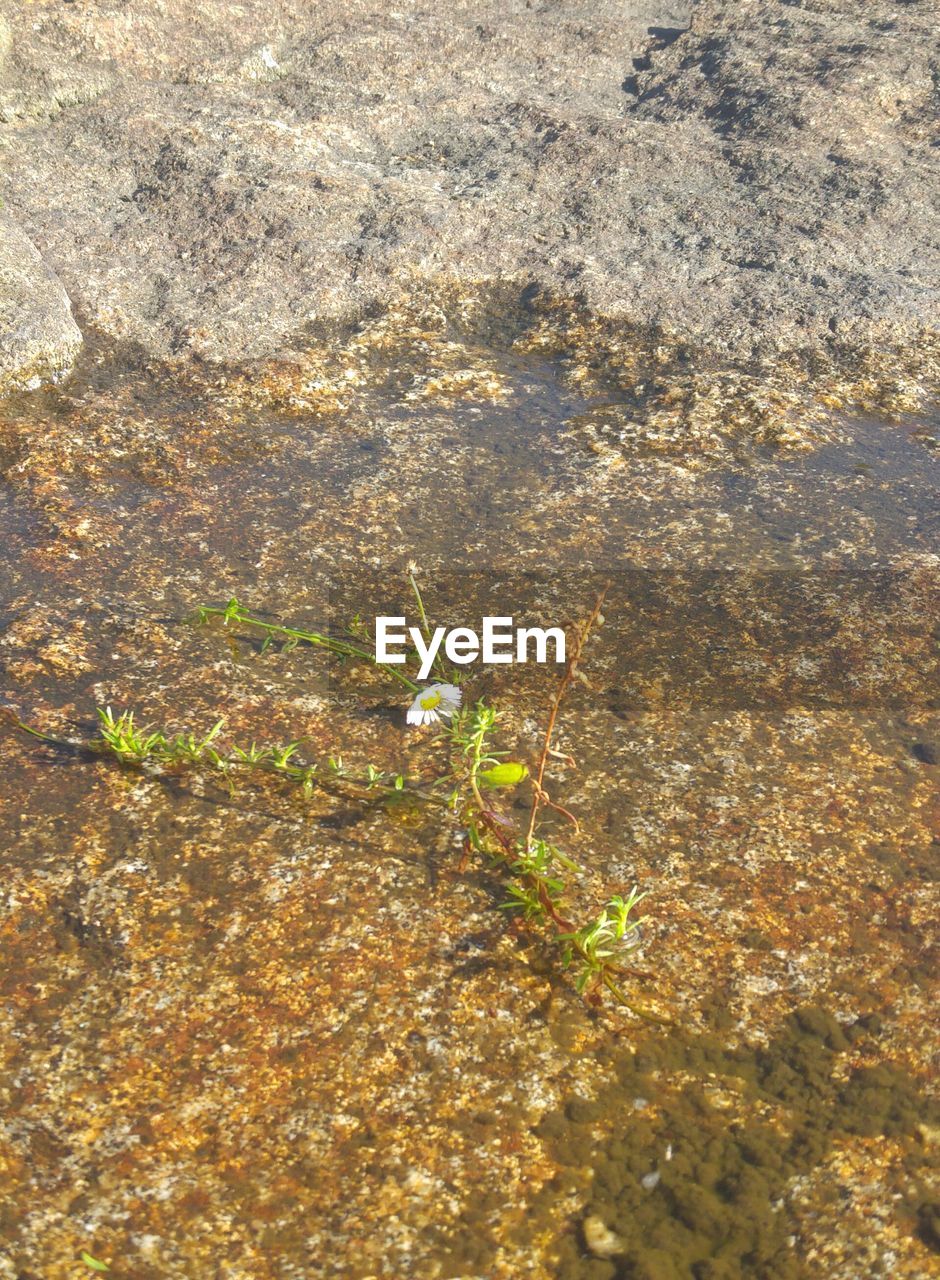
[6,709,443,808]
[196,600,420,691]
[408,571,432,644]
[3,713,68,746]
[602,972,674,1025]
[466,716,489,812]
[408,571,449,681]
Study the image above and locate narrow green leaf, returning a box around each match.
[80,1253,110,1273]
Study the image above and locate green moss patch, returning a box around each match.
[538,1007,938,1279]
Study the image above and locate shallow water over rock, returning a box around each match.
[0,333,937,1277]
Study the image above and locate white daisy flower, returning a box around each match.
[406,683,461,726]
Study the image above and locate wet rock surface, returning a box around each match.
[0,2,938,1277]
[0,332,937,1277]
[0,0,937,368]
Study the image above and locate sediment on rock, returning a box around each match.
[206,281,940,455]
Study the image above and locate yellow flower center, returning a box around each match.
[419,690,442,711]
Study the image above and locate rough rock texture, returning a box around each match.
[0,213,81,390]
[0,348,937,1277]
[0,7,937,1277]
[0,0,936,367]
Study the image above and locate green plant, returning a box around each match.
[7,578,664,1017]
[192,596,421,691]
[7,706,429,809]
[445,692,663,1019]
[559,889,647,997]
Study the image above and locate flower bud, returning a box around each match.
[479,762,529,788]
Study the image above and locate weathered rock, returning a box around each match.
[0,0,936,367]
[0,213,81,391]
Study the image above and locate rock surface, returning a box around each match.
[0,346,936,1277]
[0,213,81,390]
[0,0,936,367]
[0,8,937,1277]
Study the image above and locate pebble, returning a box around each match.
[583,1214,625,1259]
